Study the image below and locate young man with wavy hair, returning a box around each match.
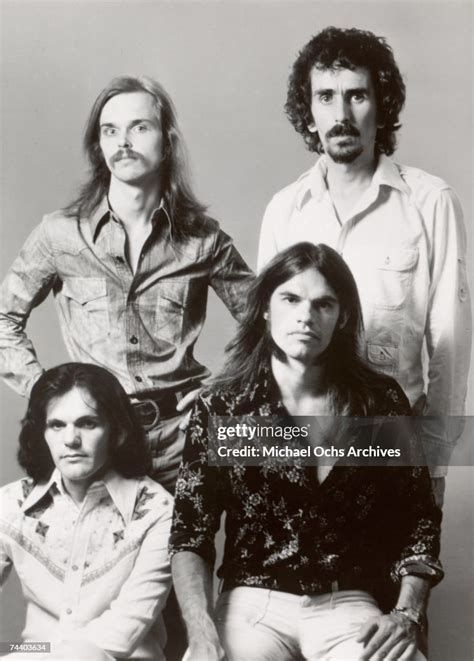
[170,243,443,661]
[0,75,253,494]
[0,363,172,660]
[258,27,471,506]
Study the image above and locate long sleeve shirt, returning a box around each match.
[258,156,472,475]
[0,198,253,398]
[169,370,443,605]
[0,470,173,660]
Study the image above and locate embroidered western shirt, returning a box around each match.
[0,469,173,660]
[0,199,253,398]
[258,156,472,475]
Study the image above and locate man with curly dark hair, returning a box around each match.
[258,26,471,507]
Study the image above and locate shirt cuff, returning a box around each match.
[390,554,444,586]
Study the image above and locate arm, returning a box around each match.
[0,218,57,396]
[172,552,226,661]
[423,188,472,475]
[67,500,173,658]
[357,575,429,661]
[209,228,254,322]
[169,395,226,659]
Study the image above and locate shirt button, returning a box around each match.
[66,608,72,615]
[115,256,124,264]
[71,565,79,571]
[385,256,391,264]
[130,335,138,344]
[135,376,143,383]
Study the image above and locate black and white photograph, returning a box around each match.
[0,2,472,660]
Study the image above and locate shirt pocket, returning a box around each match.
[367,344,399,376]
[154,279,189,345]
[371,246,418,310]
[61,277,109,342]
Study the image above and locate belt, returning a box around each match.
[222,575,373,597]
[131,386,195,430]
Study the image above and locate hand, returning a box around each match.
[357,613,419,660]
[176,388,202,431]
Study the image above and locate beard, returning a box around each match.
[323,122,364,164]
[326,139,364,164]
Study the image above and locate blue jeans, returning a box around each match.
[215,587,426,661]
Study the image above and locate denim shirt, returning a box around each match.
[0,199,253,397]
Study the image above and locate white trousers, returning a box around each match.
[214,587,426,661]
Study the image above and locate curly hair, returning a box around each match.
[285,27,406,156]
[18,363,152,482]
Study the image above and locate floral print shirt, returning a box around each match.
[169,369,443,602]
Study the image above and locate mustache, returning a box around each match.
[111,149,142,164]
[326,122,360,139]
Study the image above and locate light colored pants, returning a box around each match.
[215,587,426,661]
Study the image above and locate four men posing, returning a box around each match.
[0,25,471,661]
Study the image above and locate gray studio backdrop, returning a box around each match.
[1,2,472,660]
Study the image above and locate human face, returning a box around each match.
[99,91,163,185]
[44,387,111,498]
[309,66,378,165]
[267,268,342,364]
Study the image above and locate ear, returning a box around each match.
[263,310,269,320]
[338,310,349,329]
[308,122,318,134]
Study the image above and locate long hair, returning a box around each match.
[64,75,207,240]
[18,363,152,482]
[212,243,391,415]
[285,27,406,156]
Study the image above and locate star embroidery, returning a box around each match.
[113,530,124,544]
[132,508,150,521]
[35,521,49,539]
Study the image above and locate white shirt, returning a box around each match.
[258,155,472,475]
[0,469,173,659]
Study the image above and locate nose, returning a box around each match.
[333,94,350,123]
[64,425,81,448]
[297,301,315,326]
[117,130,132,148]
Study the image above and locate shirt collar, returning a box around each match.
[21,468,60,512]
[295,154,410,211]
[89,197,171,243]
[21,467,139,524]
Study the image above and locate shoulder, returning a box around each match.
[395,162,460,208]
[135,476,173,509]
[264,167,314,216]
[0,477,35,519]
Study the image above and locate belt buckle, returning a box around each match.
[135,399,161,431]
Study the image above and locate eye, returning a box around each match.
[318,93,332,104]
[101,127,117,137]
[351,92,367,103]
[134,123,149,133]
[316,300,334,312]
[282,295,298,304]
[79,419,99,430]
[47,421,65,431]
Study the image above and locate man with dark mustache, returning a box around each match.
[258,27,471,506]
